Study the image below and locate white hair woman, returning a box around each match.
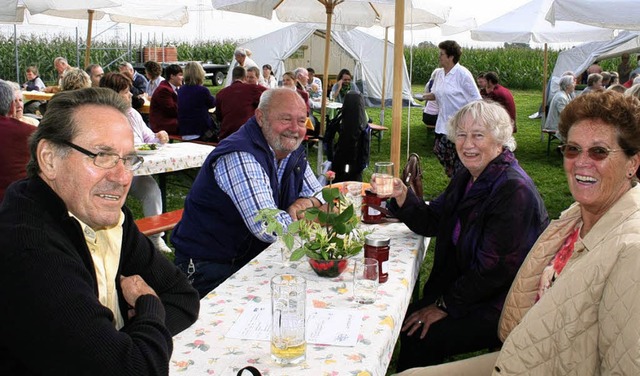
[380,100,549,371]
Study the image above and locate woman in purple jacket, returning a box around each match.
[378,101,549,371]
[177,62,216,141]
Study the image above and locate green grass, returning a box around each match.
[127,87,575,374]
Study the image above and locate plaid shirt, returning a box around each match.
[214,151,322,242]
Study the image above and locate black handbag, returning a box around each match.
[401,153,424,198]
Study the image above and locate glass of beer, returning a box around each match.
[271,274,306,365]
[373,162,394,197]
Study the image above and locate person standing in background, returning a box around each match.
[483,71,517,132]
[422,68,442,131]
[422,40,482,178]
[618,53,632,84]
[233,47,263,84]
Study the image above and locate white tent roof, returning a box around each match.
[226,23,414,106]
[471,0,614,43]
[552,31,640,78]
[546,0,640,31]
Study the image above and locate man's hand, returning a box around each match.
[401,304,448,339]
[286,197,315,220]
[120,275,158,318]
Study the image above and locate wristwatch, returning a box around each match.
[435,296,448,312]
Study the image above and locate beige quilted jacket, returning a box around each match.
[493,185,640,375]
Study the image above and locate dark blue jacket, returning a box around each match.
[391,149,549,321]
[177,84,216,137]
[172,117,308,266]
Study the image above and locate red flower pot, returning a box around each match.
[308,259,348,278]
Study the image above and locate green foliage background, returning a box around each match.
[0,34,621,88]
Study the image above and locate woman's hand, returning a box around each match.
[371,177,408,207]
[155,130,169,144]
[401,304,448,339]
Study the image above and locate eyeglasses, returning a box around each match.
[62,140,144,171]
[559,144,624,161]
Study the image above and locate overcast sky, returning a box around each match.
[2,0,569,49]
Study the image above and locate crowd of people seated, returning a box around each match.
[5,48,640,376]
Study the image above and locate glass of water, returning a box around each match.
[353,258,379,304]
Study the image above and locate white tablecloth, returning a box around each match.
[170,222,429,376]
[133,142,214,177]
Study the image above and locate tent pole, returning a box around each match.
[84,10,95,68]
[541,43,548,140]
[391,0,405,178]
[380,26,389,126]
[318,2,335,174]
[14,24,19,82]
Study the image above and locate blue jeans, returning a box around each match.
[176,259,239,298]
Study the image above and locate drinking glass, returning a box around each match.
[271,274,306,365]
[353,258,379,304]
[345,182,363,217]
[373,162,394,197]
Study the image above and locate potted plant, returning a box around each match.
[255,172,369,277]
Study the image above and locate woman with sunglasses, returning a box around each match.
[396,90,640,376]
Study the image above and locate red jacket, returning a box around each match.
[216,81,266,140]
[150,80,178,134]
[0,116,36,202]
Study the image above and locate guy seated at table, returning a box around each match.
[0,87,200,374]
[172,88,324,298]
[215,66,266,140]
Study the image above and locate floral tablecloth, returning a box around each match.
[133,142,214,176]
[170,222,429,376]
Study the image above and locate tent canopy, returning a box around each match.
[471,0,614,44]
[552,31,640,79]
[225,23,414,107]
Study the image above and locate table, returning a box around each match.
[134,142,214,210]
[170,222,429,376]
[22,91,54,102]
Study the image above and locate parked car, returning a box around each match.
[133,61,230,86]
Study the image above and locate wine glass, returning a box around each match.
[373,162,394,197]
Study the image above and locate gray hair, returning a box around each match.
[27,87,129,178]
[0,80,14,116]
[446,100,516,151]
[257,88,305,116]
[234,47,251,57]
[293,67,308,79]
[559,75,575,91]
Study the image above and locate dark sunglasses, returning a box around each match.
[559,144,623,161]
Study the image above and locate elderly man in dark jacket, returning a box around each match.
[0,87,199,375]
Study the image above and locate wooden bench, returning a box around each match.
[168,134,218,147]
[135,209,184,236]
[368,123,389,152]
[541,129,560,156]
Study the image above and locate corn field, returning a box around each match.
[0,34,621,89]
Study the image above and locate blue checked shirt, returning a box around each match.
[214,151,323,243]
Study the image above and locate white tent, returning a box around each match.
[551,31,640,79]
[546,0,640,31]
[471,0,614,44]
[225,23,415,107]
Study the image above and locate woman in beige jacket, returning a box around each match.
[396,90,640,376]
